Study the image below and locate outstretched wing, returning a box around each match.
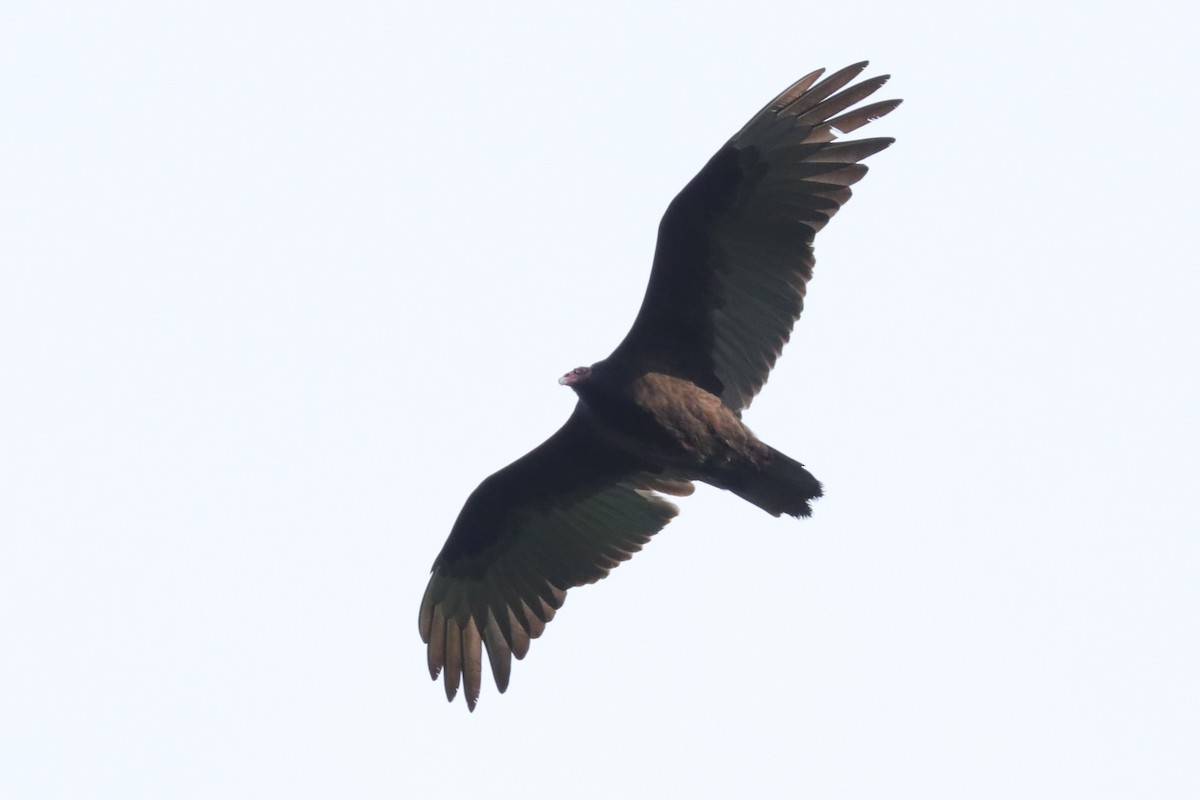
[419,405,694,710]
[609,61,900,411]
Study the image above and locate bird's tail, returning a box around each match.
[720,447,823,518]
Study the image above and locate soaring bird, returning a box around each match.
[420,62,899,710]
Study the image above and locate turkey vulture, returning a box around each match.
[420,62,899,710]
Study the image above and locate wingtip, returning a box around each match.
[836,60,871,78]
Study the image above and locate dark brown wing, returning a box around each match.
[419,405,694,710]
[608,62,901,411]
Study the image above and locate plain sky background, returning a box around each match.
[3,1,1197,797]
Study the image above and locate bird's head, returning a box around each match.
[558,366,592,387]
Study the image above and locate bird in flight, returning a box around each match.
[420,62,899,710]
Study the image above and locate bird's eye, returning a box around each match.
[575,367,589,375]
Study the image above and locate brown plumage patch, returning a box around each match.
[630,372,768,466]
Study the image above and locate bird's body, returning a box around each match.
[569,364,821,517]
[421,62,900,709]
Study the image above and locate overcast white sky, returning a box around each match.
[3,1,1198,797]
